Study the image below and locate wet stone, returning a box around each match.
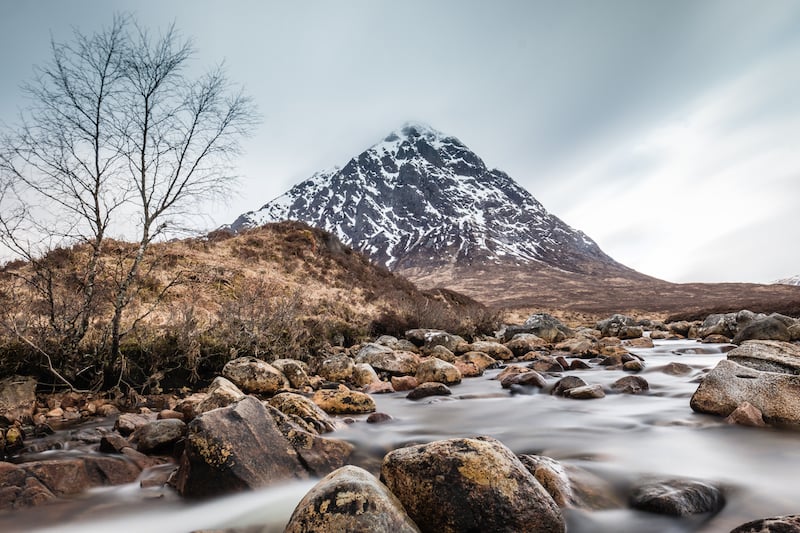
[630,479,725,516]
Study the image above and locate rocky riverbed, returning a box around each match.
[2,311,800,532]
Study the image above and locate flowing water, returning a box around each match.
[3,339,800,532]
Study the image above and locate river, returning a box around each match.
[2,339,798,532]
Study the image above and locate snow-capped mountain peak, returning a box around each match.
[775,275,800,286]
[230,123,625,275]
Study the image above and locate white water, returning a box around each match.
[3,339,799,532]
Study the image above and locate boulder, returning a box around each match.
[312,388,376,415]
[381,436,564,533]
[504,334,549,357]
[271,359,311,389]
[551,376,587,397]
[428,345,456,363]
[733,317,791,344]
[690,359,800,427]
[528,355,564,373]
[173,396,351,498]
[391,376,418,391]
[357,347,420,376]
[318,354,355,382]
[352,363,380,386]
[423,331,467,352]
[731,515,800,533]
[114,412,157,436]
[133,418,186,454]
[406,382,452,400]
[565,384,605,400]
[596,314,636,338]
[415,358,461,385]
[667,321,692,337]
[285,465,420,533]
[623,337,654,349]
[518,455,574,507]
[611,376,649,394]
[269,392,336,434]
[555,338,598,356]
[222,357,287,395]
[517,313,572,343]
[363,381,395,394]
[195,377,246,415]
[468,341,513,361]
[699,312,738,338]
[500,370,547,389]
[725,401,766,427]
[726,340,800,374]
[629,478,725,516]
[662,362,692,376]
[0,375,37,424]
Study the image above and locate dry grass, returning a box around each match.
[0,222,497,391]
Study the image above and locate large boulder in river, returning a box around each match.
[381,436,564,533]
[690,359,800,427]
[504,333,549,356]
[596,314,637,338]
[0,375,37,424]
[173,396,351,498]
[733,316,791,344]
[222,356,287,395]
[285,465,420,533]
[510,313,573,343]
[726,340,800,374]
[133,418,186,454]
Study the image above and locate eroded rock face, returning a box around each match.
[173,396,351,498]
[222,357,287,395]
[629,479,725,516]
[380,436,564,533]
[690,359,800,427]
[285,465,420,533]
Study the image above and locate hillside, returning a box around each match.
[0,222,495,390]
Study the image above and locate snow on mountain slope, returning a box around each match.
[775,275,800,286]
[231,122,625,274]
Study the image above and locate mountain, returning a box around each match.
[775,275,800,286]
[232,122,635,278]
[232,123,800,315]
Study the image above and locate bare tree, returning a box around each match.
[0,15,256,388]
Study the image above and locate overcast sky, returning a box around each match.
[1,1,799,283]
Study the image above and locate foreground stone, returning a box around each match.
[690,359,800,427]
[629,479,725,516]
[731,515,800,533]
[357,344,420,376]
[285,465,420,533]
[133,418,186,454]
[381,436,564,533]
[173,396,352,498]
[733,316,791,344]
[195,377,245,415]
[406,382,452,400]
